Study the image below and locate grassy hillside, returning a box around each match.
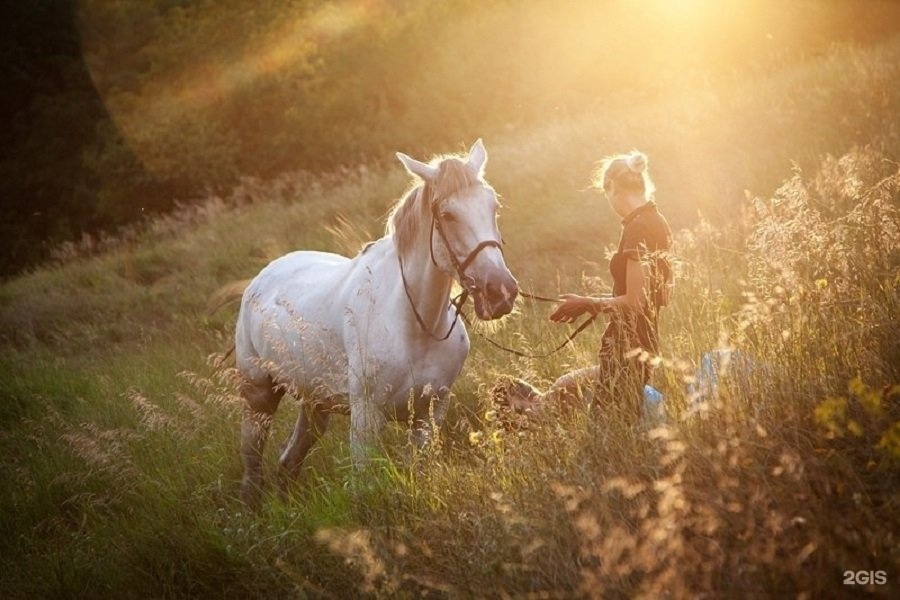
[1,33,899,598]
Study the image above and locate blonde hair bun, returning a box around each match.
[626,151,647,173]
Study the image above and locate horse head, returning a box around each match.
[396,139,518,320]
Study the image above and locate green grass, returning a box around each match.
[1,36,899,598]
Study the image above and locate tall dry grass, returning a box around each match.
[287,146,898,599]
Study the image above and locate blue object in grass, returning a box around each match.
[643,384,665,423]
[687,349,757,405]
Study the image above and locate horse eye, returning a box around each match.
[441,211,457,223]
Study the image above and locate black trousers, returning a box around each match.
[548,311,659,420]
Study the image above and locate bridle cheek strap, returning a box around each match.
[430,207,503,284]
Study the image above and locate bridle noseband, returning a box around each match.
[399,186,503,341]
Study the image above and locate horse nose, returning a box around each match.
[486,275,518,312]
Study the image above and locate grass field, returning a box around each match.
[1,32,899,598]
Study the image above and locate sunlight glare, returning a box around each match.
[79,1,376,175]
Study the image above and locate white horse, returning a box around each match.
[234,140,517,502]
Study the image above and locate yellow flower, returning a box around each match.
[468,431,483,445]
[877,422,900,459]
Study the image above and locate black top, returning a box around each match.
[609,201,672,306]
[597,201,673,384]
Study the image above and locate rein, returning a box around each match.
[398,185,599,356]
[518,290,561,303]
[463,292,599,359]
[398,255,469,341]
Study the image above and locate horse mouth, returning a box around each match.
[472,285,517,320]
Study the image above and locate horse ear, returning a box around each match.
[396,152,438,182]
[467,138,487,176]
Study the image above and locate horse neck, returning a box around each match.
[396,213,455,334]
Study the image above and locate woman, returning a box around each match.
[498,150,673,420]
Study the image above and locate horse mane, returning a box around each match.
[386,157,481,256]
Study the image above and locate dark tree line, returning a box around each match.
[1,1,161,277]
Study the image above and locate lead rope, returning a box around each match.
[399,250,469,342]
[518,290,560,303]
[463,292,599,359]
[409,226,602,356]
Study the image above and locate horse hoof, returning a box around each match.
[240,478,264,509]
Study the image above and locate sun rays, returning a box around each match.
[78,1,379,176]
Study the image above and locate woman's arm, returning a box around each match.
[549,294,605,323]
[549,258,648,323]
[610,257,648,310]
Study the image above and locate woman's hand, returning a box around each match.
[549,294,605,323]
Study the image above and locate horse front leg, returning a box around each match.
[239,377,284,506]
[410,385,451,451]
[348,388,386,470]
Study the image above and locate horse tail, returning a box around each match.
[209,343,236,370]
[207,279,251,316]
[208,280,247,368]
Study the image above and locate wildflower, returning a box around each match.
[877,422,900,459]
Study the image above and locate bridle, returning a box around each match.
[399,185,503,341]
[429,196,503,284]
